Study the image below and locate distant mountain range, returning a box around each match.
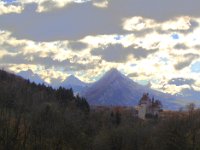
[16,68,200,109]
[60,75,90,94]
[17,70,47,85]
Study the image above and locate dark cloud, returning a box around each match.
[168,78,195,86]
[174,53,199,70]
[93,0,106,3]
[174,43,188,50]
[0,3,125,41]
[68,41,88,51]
[128,72,139,77]
[194,45,200,49]
[109,0,200,21]
[157,19,199,35]
[91,44,157,63]
[181,19,199,34]
[0,41,27,53]
[133,28,154,37]
[174,61,191,70]
[38,1,58,11]
[0,53,70,67]
[0,52,99,71]
[1,0,200,41]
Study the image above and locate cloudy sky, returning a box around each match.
[0,0,200,94]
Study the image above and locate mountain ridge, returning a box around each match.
[81,68,177,109]
[14,68,200,109]
[60,75,90,93]
[17,69,47,85]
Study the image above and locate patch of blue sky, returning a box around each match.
[137,80,149,86]
[56,67,66,72]
[130,64,136,67]
[114,35,123,41]
[90,75,101,82]
[120,70,126,75]
[191,61,200,73]
[159,57,169,65]
[171,33,179,40]
[3,0,17,3]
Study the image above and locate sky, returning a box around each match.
[0,0,200,95]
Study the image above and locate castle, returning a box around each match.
[136,93,162,119]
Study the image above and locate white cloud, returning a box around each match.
[0,0,91,14]
[93,0,108,8]
[0,50,9,58]
[162,16,192,31]
[0,1,23,14]
[0,0,107,13]
[123,16,156,31]
[164,84,191,95]
[122,16,195,32]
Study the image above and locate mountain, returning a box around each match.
[0,69,90,113]
[82,68,177,109]
[17,71,89,92]
[17,69,46,85]
[175,88,200,106]
[60,75,90,93]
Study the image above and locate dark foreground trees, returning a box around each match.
[0,70,91,150]
[1,70,200,150]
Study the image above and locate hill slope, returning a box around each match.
[0,69,89,112]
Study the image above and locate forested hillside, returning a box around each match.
[1,70,200,150]
[0,70,90,149]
